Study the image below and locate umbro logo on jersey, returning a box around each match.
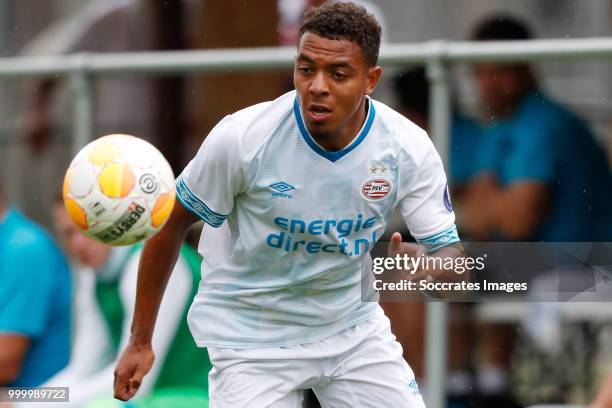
[270,182,295,198]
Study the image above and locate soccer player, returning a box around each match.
[114,2,463,406]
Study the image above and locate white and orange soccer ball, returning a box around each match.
[63,134,176,246]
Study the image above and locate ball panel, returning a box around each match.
[88,201,148,244]
[63,169,71,199]
[121,140,157,169]
[88,141,120,167]
[151,192,175,228]
[64,197,88,230]
[98,163,135,198]
[68,162,96,198]
[81,191,116,224]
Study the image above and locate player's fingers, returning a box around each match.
[114,370,133,401]
[126,378,142,399]
[388,232,402,255]
[114,359,138,401]
[125,355,153,398]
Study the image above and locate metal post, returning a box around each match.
[425,42,451,408]
[70,54,94,156]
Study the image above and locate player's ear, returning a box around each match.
[365,65,383,95]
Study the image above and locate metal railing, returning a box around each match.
[2,36,612,408]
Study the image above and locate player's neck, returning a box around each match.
[313,97,368,152]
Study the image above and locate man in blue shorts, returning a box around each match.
[114,3,465,406]
[0,177,71,386]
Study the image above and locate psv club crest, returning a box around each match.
[360,176,393,202]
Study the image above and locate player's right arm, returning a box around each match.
[114,114,243,401]
[113,201,198,402]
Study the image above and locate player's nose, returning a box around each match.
[309,72,329,96]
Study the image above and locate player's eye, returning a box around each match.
[332,72,347,80]
[298,66,313,75]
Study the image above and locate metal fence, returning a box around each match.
[2,37,612,408]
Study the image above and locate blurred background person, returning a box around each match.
[461,15,612,242]
[44,196,211,407]
[0,176,71,387]
[459,15,612,406]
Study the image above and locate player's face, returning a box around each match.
[294,32,381,145]
[53,204,111,269]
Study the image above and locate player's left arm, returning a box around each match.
[396,130,468,286]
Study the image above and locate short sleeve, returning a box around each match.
[399,138,458,251]
[0,241,55,337]
[504,123,558,182]
[471,126,506,177]
[175,115,244,227]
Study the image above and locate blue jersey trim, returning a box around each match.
[175,177,227,227]
[293,96,376,163]
[417,224,460,253]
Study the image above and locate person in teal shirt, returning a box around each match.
[462,16,612,242]
[0,183,71,386]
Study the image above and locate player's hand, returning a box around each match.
[388,232,429,279]
[388,232,420,259]
[113,341,155,401]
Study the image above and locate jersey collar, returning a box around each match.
[293,95,376,163]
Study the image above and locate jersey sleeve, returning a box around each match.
[0,240,54,337]
[398,136,459,252]
[175,115,245,227]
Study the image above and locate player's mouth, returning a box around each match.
[307,104,332,123]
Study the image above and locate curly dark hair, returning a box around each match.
[299,1,382,67]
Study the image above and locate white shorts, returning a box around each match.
[207,310,426,408]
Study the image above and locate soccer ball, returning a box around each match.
[63,134,176,246]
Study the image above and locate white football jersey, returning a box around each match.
[177,90,459,348]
